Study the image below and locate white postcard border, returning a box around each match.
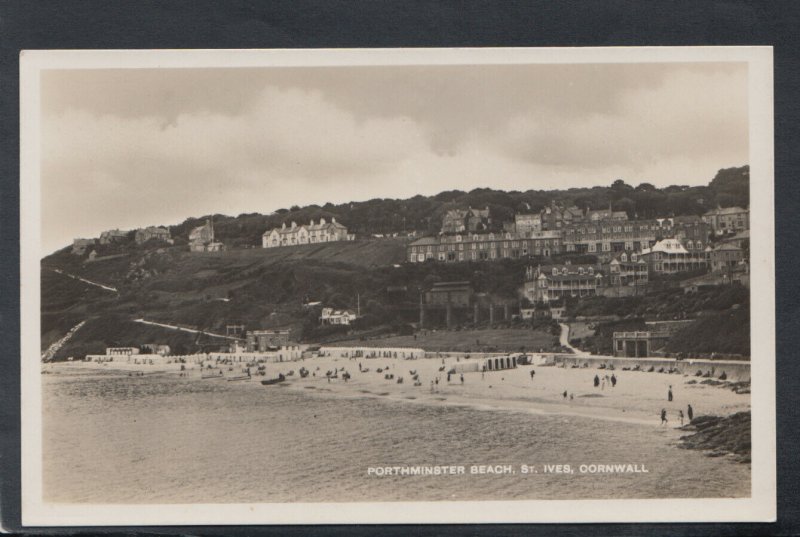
[20,46,776,526]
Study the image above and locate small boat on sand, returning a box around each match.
[226,374,251,382]
[261,374,286,386]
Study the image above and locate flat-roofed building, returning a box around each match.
[246,329,291,352]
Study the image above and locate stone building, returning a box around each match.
[407,230,562,263]
[703,206,749,236]
[71,238,96,255]
[135,226,171,245]
[99,229,129,244]
[562,218,663,256]
[262,217,349,248]
[189,219,225,252]
[708,243,745,273]
[440,206,491,234]
[514,213,542,234]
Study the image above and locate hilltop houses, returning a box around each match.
[99,229,129,244]
[71,238,96,255]
[135,226,172,245]
[189,219,225,252]
[440,206,491,234]
[702,206,749,236]
[261,218,350,248]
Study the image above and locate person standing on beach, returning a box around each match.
[563,390,568,399]
[660,408,668,426]
[678,409,684,425]
[460,373,464,385]
[611,374,617,387]
[594,374,600,388]
[687,404,694,422]
[601,378,605,390]
[668,385,673,402]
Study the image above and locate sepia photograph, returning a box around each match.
[19,47,775,525]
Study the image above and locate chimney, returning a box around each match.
[320,217,326,225]
[310,219,315,226]
[281,222,286,229]
[291,221,297,229]
[331,217,336,223]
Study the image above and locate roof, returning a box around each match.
[641,238,689,255]
[722,229,750,242]
[409,237,439,246]
[263,220,346,236]
[431,281,471,288]
[705,206,748,216]
[673,215,703,224]
[712,243,742,252]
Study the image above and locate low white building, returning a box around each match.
[320,307,357,325]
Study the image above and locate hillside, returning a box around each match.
[41,166,750,360]
[42,238,558,359]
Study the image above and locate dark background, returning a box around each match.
[1,1,798,535]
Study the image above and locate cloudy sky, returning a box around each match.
[41,62,748,254]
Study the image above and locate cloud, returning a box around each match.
[40,63,749,254]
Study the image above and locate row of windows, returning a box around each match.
[410,240,559,254]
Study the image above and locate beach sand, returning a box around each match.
[48,354,750,428]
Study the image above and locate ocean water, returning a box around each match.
[42,368,750,503]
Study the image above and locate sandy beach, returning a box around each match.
[48,354,750,428]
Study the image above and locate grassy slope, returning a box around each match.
[43,239,560,358]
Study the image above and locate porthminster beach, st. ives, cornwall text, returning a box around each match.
[20,48,775,525]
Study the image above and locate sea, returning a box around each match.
[42,367,750,503]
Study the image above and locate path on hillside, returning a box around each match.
[50,268,118,293]
[559,322,588,356]
[42,320,86,361]
[133,318,239,340]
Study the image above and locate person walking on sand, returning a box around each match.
[460,373,464,385]
[660,408,668,426]
[563,390,568,399]
[678,409,684,425]
[668,385,673,402]
[594,374,600,388]
[611,374,617,387]
[530,369,536,380]
[687,404,694,422]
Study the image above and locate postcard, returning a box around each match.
[19,46,775,525]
